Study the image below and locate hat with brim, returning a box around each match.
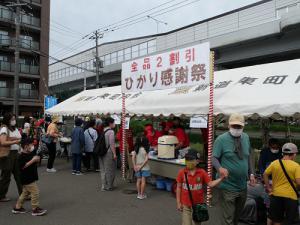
[229,113,245,127]
[282,143,298,154]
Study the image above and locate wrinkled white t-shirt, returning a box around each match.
[0,127,21,151]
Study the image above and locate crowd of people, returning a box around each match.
[0,112,300,225]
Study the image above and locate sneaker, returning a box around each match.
[75,172,83,176]
[139,194,147,200]
[46,168,56,173]
[137,194,142,199]
[0,197,10,202]
[72,172,76,175]
[12,207,26,214]
[32,207,47,216]
[95,169,100,172]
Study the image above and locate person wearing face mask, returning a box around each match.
[212,113,256,225]
[0,113,22,202]
[264,143,300,225]
[12,137,47,216]
[258,138,281,175]
[176,149,224,225]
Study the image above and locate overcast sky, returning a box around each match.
[50,0,260,60]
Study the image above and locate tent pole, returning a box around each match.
[121,93,126,179]
[207,51,215,206]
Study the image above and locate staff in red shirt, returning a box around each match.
[116,127,134,153]
[144,124,162,148]
[176,149,224,225]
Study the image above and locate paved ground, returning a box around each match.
[0,159,253,225]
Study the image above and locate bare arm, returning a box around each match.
[139,154,149,170]
[23,156,40,168]
[176,183,183,211]
[263,172,272,193]
[0,134,19,146]
[208,177,224,188]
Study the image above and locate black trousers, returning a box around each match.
[0,151,22,199]
[47,142,57,169]
[83,152,99,170]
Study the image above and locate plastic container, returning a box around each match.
[165,180,174,192]
[156,178,166,190]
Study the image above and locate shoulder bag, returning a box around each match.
[184,172,209,222]
[278,159,299,198]
[0,126,10,158]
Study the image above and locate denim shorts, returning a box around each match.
[135,170,151,178]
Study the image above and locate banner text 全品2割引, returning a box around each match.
[121,42,210,93]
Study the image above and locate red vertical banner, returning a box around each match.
[121,93,126,179]
[206,51,215,206]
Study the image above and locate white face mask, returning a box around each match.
[229,128,243,137]
[270,149,279,154]
[10,120,16,126]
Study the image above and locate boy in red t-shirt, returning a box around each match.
[176,149,224,225]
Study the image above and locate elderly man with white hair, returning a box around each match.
[212,113,255,225]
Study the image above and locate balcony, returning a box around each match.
[19,89,39,99]
[0,87,11,98]
[0,87,39,99]
[0,8,40,28]
[0,35,11,46]
[20,39,39,51]
[19,64,39,75]
[0,61,39,75]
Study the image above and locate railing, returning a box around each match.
[0,87,39,99]
[0,87,11,98]
[0,35,11,46]
[0,61,13,72]
[19,64,39,75]
[0,61,39,75]
[20,39,40,51]
[0,8,40,28]
[19,89,39,99]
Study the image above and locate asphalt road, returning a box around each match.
[0,159,252,225]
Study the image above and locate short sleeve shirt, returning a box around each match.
[176,168,211,207]
[264,160,300,200]
[0,127,21,151]
[213,132,251,191]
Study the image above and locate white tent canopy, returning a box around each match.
[47,59,300,117]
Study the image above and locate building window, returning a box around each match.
[132,45,139,58]
[139,42,147,56]
[19,83,31,89]
[0,55,8,62]
[124,47,131,60]
[0,81,7,88]
[148,39,156,54]
[104,54,110,66]
[111,52,117,64]
[117,50,124,62]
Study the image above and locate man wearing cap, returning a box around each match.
[264,143,300,225]
[212,113,255,225]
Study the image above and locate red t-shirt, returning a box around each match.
[176,168,211,207]
[175,128,190,148]
[146,130,163,147]
[116,128,134,153]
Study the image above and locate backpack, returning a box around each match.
[94,129,111,157]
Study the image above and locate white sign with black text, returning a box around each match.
[190,116,208,128]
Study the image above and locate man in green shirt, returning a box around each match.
[212,113,255,225]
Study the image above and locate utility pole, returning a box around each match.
[89,31,103,88]
[6,0,27,116]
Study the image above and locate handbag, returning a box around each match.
[0,126,10,158]
[278,159,299,198]
[184,172,209,222]
[41,134,53,145]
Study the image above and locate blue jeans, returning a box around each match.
[72,154,82,172]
